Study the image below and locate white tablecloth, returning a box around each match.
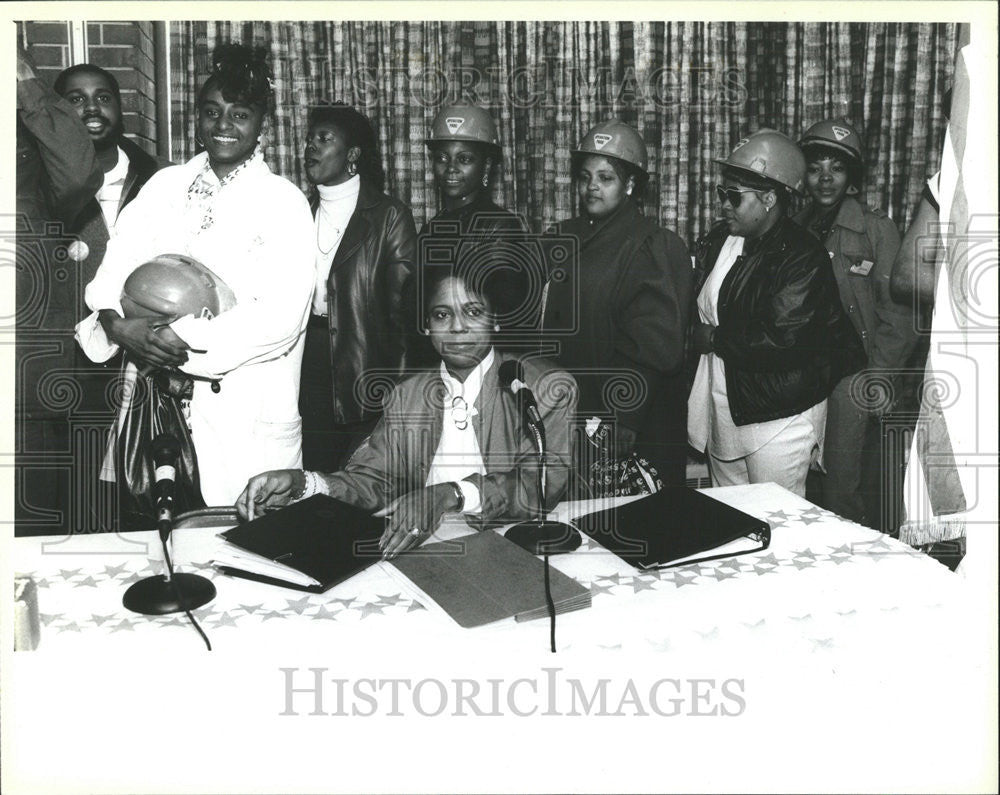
[8,483,993,794]
[12,483,968,658]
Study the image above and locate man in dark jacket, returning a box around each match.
[54,64,167,290]
[15,49,104,537]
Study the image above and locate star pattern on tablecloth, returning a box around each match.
[765,510,790,528]
[210,613,239,628]
[376,593,403,606]
[285,596,315,615]
[630,576,657,593]
[589,581,616,597]
[110,619,136,632]
[21,502,930,642]
[358,602,384,619]
[671,571,700,588]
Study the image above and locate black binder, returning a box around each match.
[572,487,771,570]
[213,495,385,593]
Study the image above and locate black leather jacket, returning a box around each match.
[694,217,865,426]
[312,179,417,424]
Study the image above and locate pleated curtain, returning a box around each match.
[170,20,957,243]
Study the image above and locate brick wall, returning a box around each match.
[20,20,161,157]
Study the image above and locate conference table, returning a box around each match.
[12,482,970,658]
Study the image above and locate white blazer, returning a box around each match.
[76,151,315,505]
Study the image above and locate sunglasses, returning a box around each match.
[716,185,764,208]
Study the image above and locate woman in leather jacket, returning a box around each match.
[687,129,864,497]
[300,102,417,470]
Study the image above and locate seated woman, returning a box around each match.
[236,261,578,558]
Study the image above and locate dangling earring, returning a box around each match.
[493,323,501,332]
[348,161,358,177]
[482,174,489,187]
[626,188,633,196]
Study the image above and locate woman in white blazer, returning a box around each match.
[76,45,314,505]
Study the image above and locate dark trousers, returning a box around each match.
[299,320,380,472]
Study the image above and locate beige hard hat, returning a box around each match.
[714,128,806,194]
[425,102,500,148]
[121,254,236,320]
[572,120,648,172]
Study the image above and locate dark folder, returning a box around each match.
[573,487,771,570]
[213,495,385,593]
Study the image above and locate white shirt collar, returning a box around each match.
[103,146,130,185]
[438,347,496,405]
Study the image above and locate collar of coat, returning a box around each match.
[793,195,867,235]
[561,199,650,244]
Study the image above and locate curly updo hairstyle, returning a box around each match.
[197,43,274,112]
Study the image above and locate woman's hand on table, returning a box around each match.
[380,483,462,560]
[236,469,305,521]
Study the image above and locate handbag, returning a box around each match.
[114,361,205,530]
[585,420,664,498]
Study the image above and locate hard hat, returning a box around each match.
[425,102,500,148]
[799,118,864,163]
[572,120,648,173]
[121,254,236,320]
[714,129,806,194]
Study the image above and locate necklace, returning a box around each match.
[316,219,343,255]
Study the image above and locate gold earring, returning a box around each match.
[348,161,358,176]
[482,174,489,187]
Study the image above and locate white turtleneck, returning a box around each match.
[313,175,361,316]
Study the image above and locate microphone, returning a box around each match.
[152,432,180,542]
[499,360,543,427]
[123,431,217,620]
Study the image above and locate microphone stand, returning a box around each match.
[123,516,216,616]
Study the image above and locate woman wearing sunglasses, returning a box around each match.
[236,261,577,558]
[687,129,864,497]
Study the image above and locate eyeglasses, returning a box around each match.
[450,395,469,430]
[716,185,764,208]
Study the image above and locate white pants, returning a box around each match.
[708,413,820,498]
